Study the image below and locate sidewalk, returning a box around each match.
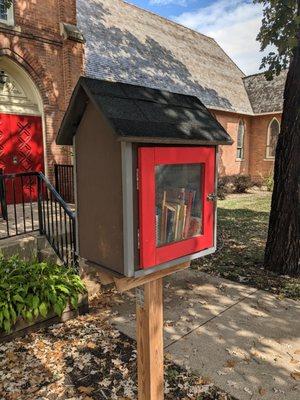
[111,270,300,400]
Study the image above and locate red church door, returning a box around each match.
[0,113,44,203]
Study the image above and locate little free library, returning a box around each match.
[57,77,233,399]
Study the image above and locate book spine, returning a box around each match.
[183,191,195,238]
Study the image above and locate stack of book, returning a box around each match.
[156,187,201,246]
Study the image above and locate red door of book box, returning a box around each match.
[138,147,215,269]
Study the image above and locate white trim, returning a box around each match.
[0,1,14,26]
[263,158,275,162]
[266,117,280,159]
[208,107,282,117]
[133,246,216,278]
[253,111,282,116]
[121,141,135,277]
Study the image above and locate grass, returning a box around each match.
[193,191,300,300]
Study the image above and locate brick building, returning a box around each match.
[0,0,84,179]
[77,0,286,181]
[0,0,286,181]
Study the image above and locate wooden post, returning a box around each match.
[136,277,164,400]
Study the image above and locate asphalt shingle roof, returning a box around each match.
[56,77,233,146]
[243,71,286,114]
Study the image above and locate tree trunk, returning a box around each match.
[264,2,300,275]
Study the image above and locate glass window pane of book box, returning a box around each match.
[155,164,203,247]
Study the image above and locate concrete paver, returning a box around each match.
[111,270,300,400]
[112,270,257,346]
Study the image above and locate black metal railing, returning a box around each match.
[0,169,8,221]
[39,173,77,267]
[0,171,40,237]
[0,171,77,268]
[54,164,74,204]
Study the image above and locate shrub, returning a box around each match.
[218,174,254,199]
[265,174,274,192]
[0,255,86,333]
[233,175,253,193]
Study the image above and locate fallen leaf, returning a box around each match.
[78,386,94,394]
[195,376,211,385]
[225,359,237,368]
[291,371,300,381]
[86,342,96,349]
[258,387,267,396]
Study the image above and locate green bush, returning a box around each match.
[0,255,86,333]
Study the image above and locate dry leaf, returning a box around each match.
[195,376,211,385]
[259,387,267,396]
[86,342,96,349]
[78,386,94,394]
[291,371,300,381]
[225,359,237,368]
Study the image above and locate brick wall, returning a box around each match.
[249,113,281,180]
[213,110,251,176]
[0,0,83,178]
[212,110,282,180]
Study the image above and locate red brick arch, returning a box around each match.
[0,47,55,106]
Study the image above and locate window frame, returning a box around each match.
[266,117,280,159]
[0,0,14,26]
[138,146,216,269]
[236,120,245,160]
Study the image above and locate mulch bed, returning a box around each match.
[0,297,235,400]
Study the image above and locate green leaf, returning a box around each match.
[39,302,48,318]
[25,311,33,322]
[33,308,39,318]
[32,295,39,309]
[3,319,11,333]
[70,296,78,309]
[9,305,17,324]
[3,307,9,320]
[56,285,70,294]
[12,293,24,303]
[54,302,63,317]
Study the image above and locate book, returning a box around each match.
[165,203,176,243]
[183,190,196,239]
[157,187,198,245]
[159,190,167,243]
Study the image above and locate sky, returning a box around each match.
[127,0,267,75]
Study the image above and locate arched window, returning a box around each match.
[266,118,280,158]
[236,120,245,159]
